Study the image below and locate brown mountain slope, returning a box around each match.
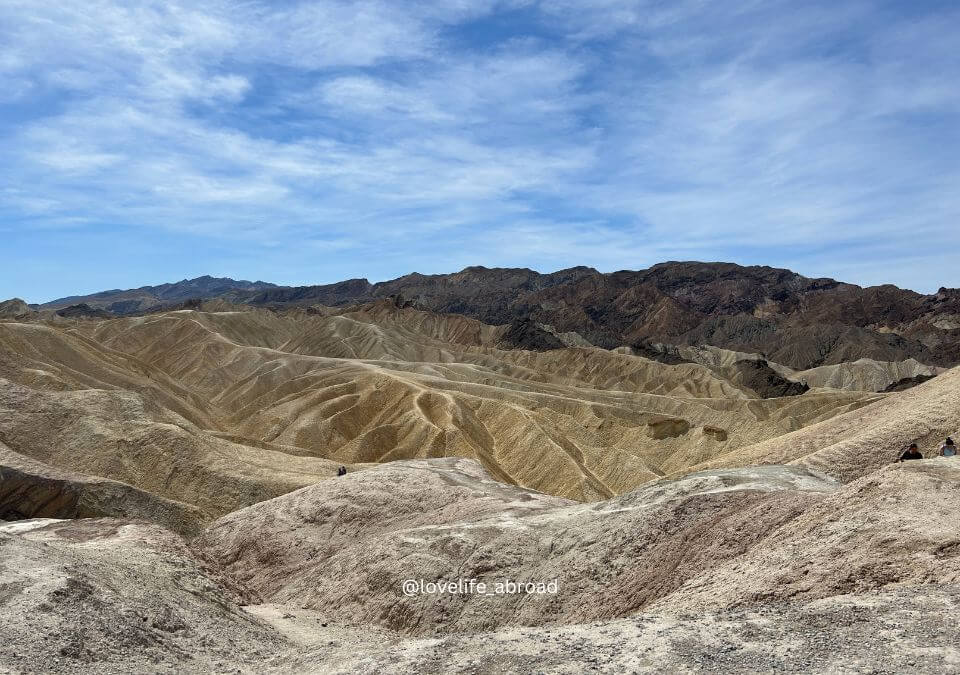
[29,262,960,371]
[39,275,277,313]
[233,262,959,369]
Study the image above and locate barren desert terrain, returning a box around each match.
[2,267,959,673]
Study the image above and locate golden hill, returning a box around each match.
[0,304,880,509]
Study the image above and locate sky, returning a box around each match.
[1,0,958,302]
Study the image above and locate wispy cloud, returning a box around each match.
[1,0,958,301]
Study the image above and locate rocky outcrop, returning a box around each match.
[54,303,114,319]
[883,373,937,392]
[626,341,694,365]
[0,298,34,318]
[497,318,567,351]
[724,359,809,398]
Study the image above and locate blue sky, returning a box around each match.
[1,0,958,302]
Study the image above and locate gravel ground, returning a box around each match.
[4,458,960,674]
[3,515,959,674]
[274,585,960,674]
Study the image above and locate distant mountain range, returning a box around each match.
[41,275,277,314]
[27,262,960,370]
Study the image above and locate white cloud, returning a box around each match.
[244,1,429,69]
[1,0,958,297]
[316,76,453,121]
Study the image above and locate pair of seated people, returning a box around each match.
[898,437,957,461]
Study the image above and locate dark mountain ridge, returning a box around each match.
[41,275,277,314]
[25,263,960,370]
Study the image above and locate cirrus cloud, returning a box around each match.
[1,0,958,301]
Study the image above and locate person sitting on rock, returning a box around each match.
[897,443,924,462]
[939,438,957,457]
[337,466,347,476]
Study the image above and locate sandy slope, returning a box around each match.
[0,441,202,536]
[621,343,943,393]
[0,308,880,503]
[0,377,342,520]
[790,357,943,391]
[694,365,960,482]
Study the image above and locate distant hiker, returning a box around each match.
[337,466,347,477]
[939,438,957,457]
[897,443,923,462]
